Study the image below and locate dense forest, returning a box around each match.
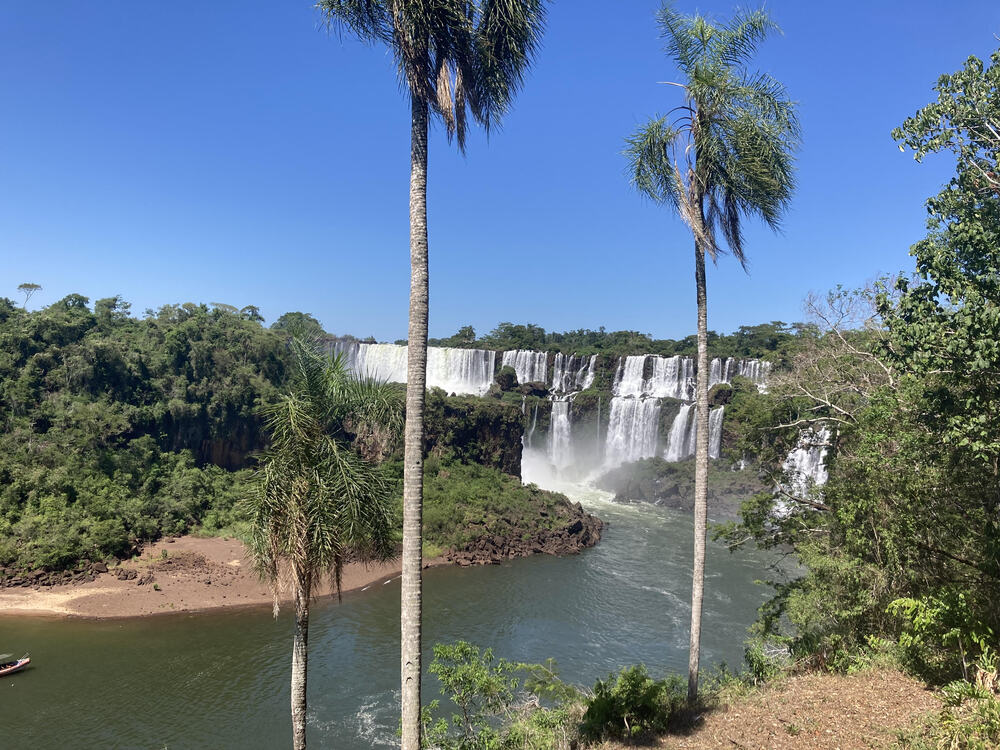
[427,320,804,364]
[5,296,775,573]
[717,52,1000,696]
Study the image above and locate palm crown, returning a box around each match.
[317,0,546,149]
[626,5,799,266]
[245,339,401,608]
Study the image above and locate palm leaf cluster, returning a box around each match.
[245,338,401,612]
[317,0,546,149]
[625,5,799,266]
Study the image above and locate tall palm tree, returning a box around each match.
[624,4,798,702]
[244,339,401,750]
[314,3,546,746]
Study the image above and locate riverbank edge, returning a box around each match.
[0,508,604,620]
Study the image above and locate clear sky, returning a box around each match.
[2,1,999,342]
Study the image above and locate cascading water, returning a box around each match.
[502,350,548,385]
[579,355,597,390]
[604,397,661,467]
[664,403,695,462]
[709,406,724,459]
[526,403,539,449]
[331,341,496,396]
[603,355,695,469]
[774,426,831,517]
[549,399,574,473]
[715,357,772,392]
[551,353,598,394]
[662,405,725,462]
[335,338,771,474]
[782,427,830,493]
[613,355,694,400]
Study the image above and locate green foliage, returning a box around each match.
[894,651,1000,749]
[430,320,805,363]
[422,388,524,475]
[428,325,477,349]
[579,665,686,741]
[244,340,399,601]
[494,365,518,392]
[625,5,799,266]
[422,642,578,750]
[0,295,289,571]
[726,50,1000,683]
[383,456,577,553]
[270,311,326,340]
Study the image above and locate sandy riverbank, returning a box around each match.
[0,536,421,619]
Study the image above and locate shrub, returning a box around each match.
[422,642,580,750]
[579,665,685,741]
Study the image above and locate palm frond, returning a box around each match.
[715,7,779,67]
[472,0,547,131]
[315,0,393,45]
[625,116,684,207]
[319,0,546,148]
[241,337,399,615]
[630,3,798,267]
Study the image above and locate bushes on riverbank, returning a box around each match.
[382,456,601,561]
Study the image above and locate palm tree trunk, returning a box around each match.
[291,577,311,750]
[688,236,709,704]
[401,91,429,750]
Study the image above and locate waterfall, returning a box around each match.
[613,355,694,400]
[549,399,573,472]
[579,355,597,390]
[502,350,548,385]
[551,353,599,394]
[709,358,724,387]
[712,358,772,392]
[331,341,496,396]
[526,403,539,449]
[664,403,695,462]
[662,405,725,462]
[782,427,830,493]
[596,395,602,461]
[604,397,661,466]
[709,406,724,459]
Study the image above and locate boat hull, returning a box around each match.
[0,658,29,676]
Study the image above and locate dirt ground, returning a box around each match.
[603,669,939,750]
[0,535,413,618]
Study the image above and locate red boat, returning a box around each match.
[0,654,29,676]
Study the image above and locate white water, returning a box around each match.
[333,341,496,396]
[551,353,597,394]
[720,358,772,392]
[604,397,662,467]
[502,350,548,385]
[613,355,694,400]
[662,404,725,462]
[549,399,574,472]
[709,406,725,459]
[782,427,830,495]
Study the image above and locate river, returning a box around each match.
[1,483,774,749]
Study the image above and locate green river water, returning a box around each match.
[1,485,775,749]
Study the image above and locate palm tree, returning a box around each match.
[314,3,546,746]
[624,4,798,702]
[244,339,401,750]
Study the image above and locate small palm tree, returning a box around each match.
[244,339,401,750]
[624,4,799,702]
[314,3,547,746]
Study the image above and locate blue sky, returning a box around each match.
[2,1,999,342]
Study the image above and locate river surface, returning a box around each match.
[1,485,774,749]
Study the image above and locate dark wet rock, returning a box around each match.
[443,502,604,566]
